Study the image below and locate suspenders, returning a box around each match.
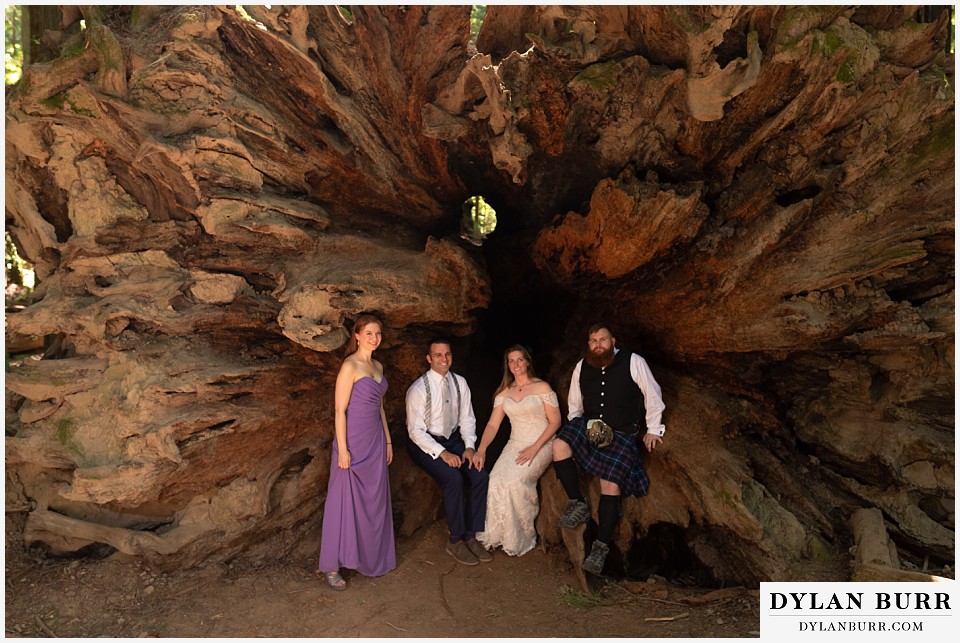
[422,371,461,430]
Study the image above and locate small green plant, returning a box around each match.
[555,585,611,609]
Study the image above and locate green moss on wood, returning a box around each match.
[41,92,67,110]
[60,36,88,60]
[69,104,95,117]
[810,29,844,56]
[668,7,709,34]
[715,488,740,510]
[55,417,85,457]
[909,115,954,166]
[778,5,844,51]
[130,6,145,28]
[872,245,927,265]
[805,535,832,563]
[40,90,94,116]
[776,7,811,50]
[836,52,858,83]
[55,418,76,443]
[572,60,621,90]
[87,25,124,72]
[809,25,862,85]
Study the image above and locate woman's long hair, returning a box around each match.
[345,313,384,356]
[494,344,536,397]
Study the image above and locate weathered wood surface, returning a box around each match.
[849,507,952,582]
[5,6,953,581]
[851,562,953,583]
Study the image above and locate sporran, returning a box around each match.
[586,419,614,449]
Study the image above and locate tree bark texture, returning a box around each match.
[5,6,953,583]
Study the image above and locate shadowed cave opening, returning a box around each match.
[557,519,719,586]
[627,523,718,586]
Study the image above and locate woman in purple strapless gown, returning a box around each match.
[319,314,396,590]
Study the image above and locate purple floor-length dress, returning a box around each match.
[319,375,396,576]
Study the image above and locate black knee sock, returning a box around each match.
[553,458,583,501]
[596,494,621,544]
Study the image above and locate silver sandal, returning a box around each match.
[322,570,347,591]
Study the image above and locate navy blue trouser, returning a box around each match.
[407,431,488,542]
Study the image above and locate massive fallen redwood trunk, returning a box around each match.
[6,5,953,583]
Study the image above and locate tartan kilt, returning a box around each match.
[556,416,650,497]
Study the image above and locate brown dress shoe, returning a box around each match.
[465,538,493,562]
[445,540,479,565]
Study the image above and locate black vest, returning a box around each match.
[579,349,645,433]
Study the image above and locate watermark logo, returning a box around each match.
[761,582,955,639]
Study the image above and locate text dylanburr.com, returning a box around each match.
[761,582,956,639]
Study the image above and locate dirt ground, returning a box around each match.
[5,515,767,639]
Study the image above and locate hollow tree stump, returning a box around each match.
[4,5,953,582]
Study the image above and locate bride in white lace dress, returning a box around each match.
[472,346,561,556]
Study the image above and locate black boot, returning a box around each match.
[582,540,610,575]
[559,498,591,529]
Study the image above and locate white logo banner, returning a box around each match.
[761,582,956,639]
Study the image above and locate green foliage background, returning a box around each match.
[5,5,31,296]
[5,4,22,85]
[470,5,486,45]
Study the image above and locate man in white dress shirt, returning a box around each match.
[406,337,491,566]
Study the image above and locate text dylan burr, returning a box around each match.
[770,592,951,610]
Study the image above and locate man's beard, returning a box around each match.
[585,346,614,369]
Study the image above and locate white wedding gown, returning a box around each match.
[476,392,558,556]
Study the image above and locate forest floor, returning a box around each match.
[3,513,783,639]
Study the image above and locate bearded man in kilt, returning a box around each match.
[552,323,666,576]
